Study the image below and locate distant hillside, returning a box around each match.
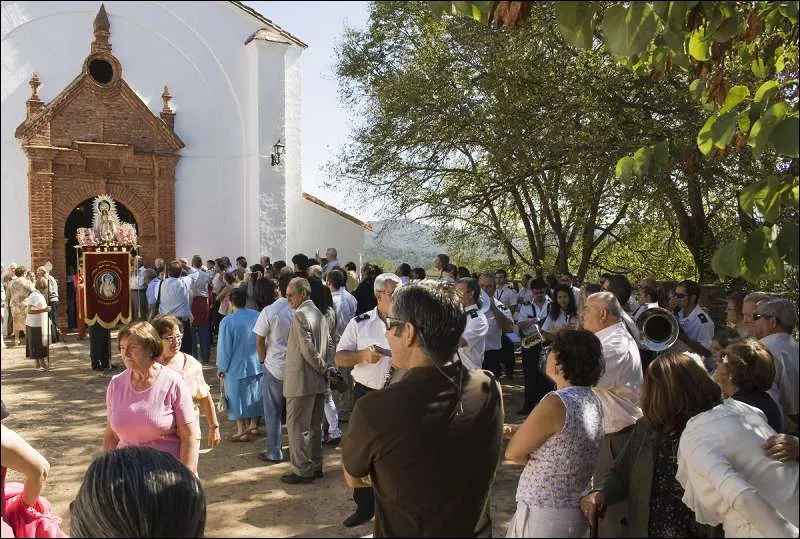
[363,219,446,268]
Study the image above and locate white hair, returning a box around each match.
[744,291,773,305]
[307,265,323,279]
[588,291,622,319]
[374,272,402,295]
[326,247,337,258]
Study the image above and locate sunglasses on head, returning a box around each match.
[385,316,407,330]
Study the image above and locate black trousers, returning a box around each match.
[500,334,515,377]
[48,301,59,343]
[90,325,111,370]
[131,290,147,321]
[179,318,193,355]
[351,382,375,518]
[521,344,554,414]
[482,348,503,378]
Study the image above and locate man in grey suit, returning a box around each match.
[282,277,334,484]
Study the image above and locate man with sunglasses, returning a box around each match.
[752,298,799,431]
[335,272,402,528]
[342,280,503,537]
[673,279,714,367]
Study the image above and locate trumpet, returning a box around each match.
[520,324,545,349]
[636,307,680,352]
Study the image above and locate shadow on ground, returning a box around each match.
[1,332,528,537]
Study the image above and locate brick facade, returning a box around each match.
[14,5,183,327]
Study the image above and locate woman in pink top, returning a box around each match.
[104,322,200,475]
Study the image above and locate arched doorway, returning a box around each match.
[63,198,137,328]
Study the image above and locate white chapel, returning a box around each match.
[1,1,368,292]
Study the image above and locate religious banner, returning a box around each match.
[77,195,139,329]
[82,248,132,328]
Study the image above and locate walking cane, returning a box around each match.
[589,511,599,539]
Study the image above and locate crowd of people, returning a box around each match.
[1,248,798,538]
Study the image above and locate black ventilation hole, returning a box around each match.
[89,59,114,84]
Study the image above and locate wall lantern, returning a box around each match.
[271,139,285,166]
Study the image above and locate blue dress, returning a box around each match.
[216,307,264,420]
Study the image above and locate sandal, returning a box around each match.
[230,432,256,442]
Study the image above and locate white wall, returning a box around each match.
[0,1,303,265]
[293,199,365,268]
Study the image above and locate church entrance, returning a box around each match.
[63,197,137,274]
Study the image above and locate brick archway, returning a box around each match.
[15,6,184,328]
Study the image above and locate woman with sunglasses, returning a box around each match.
[152,316,221,458]
[713,339,783,432]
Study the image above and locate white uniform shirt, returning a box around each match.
[631,301,660,322]
[458,305,488,369]
[146,277,161,306]
[678,305,715,351]
[516,301,550,336]
[484,298,511,352]
[572,285,583,312]
[331,287,358,338]
[676,399,798,537]
[158,274,197,319]
[593,321,643,434]
[336,307,392,390]
[541,310,576,334]
[761,332,799,416]
[252,297,293,381]
[190,269,212,298]
[495,286,518,310]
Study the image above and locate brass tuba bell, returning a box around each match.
[520,323,545,349]
[636,307,680,352]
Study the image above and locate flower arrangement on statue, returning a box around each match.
[76,227,99,247]
[116,222,138,246]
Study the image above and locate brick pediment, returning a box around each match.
[15,73,184,153]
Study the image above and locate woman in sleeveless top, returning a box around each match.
[504,329,605,538]
[151,315,221,467]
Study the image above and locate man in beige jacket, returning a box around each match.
[282,277,334,484]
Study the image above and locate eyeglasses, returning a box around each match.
[752,313,773,321]
[385,316,407,330]
[162,334,183,344]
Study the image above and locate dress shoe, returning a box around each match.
[257,452,283,464]
[343,512,373,528]
[280,472,314,484]
[325,437,341,447]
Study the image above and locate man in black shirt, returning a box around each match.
[342,280,504,537]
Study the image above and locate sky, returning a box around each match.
[245,1,374,221]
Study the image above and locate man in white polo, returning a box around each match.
[454,277,488,370]
[334,272,402,528]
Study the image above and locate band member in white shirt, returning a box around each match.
[495,269,518,378]
[674,279,715,370]
[541,284,578,342]
[478,273,514,379]
[454,278,488,370]
[334,272,402,528]
[515,278,553,414]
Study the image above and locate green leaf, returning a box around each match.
[740,180,769,214]
[652,47,669,72]
[738,109,751,133]
[688,27,710,61]
[754,80,780,104]
[775,46,786,72]
[757,177,791,222]
[743,227,773,279]
[777,222,800,266]
[696,114,717,155]
[720,85,749,113]
[769,116,800,158]
[615,156,636,181]
[662,30,685,54]
[751,57,767,79]
[633,146,654,176]
[689,78,706,101]
[708,10,740,42]
[711,238,742,278]
[653,140,670,169]
[555,2,596,50]
[653,1,669,22]
[672,52,690,69]
[711,111,737,148]
[601,3,658,57]
[749,101,789,156]
[667,1,691,32]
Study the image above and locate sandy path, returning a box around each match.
[0,332,527,537]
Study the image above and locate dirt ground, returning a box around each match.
[0,331,529,537]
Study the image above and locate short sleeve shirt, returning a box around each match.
[336,307,391,389]
[342,366,504,537]
[495,286,518,309]
[106,366,195,460]
[484,298,511,352]
[253,297,293,381]
[541,311,576,334]
[23,291,47,327]
[458,306,488,369]
[678,305,714,351]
